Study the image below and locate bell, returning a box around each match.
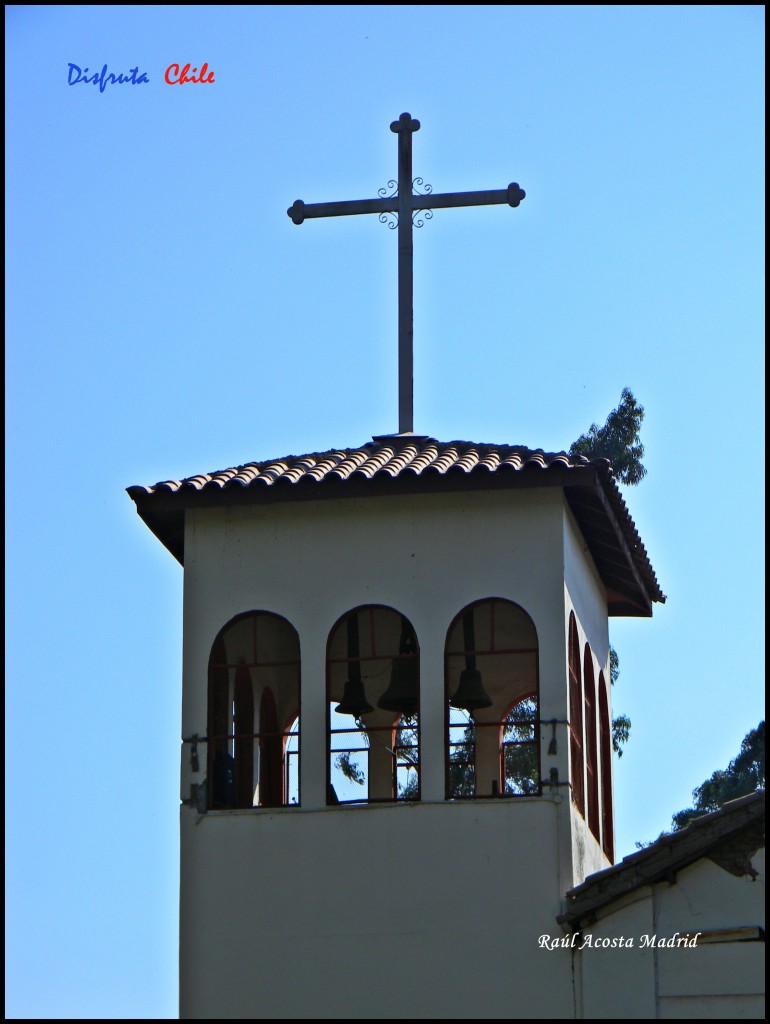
[335,677,373,717]
[377,655,418,714]
[449,667,493,711]
[335,611,372,717]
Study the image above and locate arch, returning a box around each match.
[207,610,301,810]
[327,605,420,805]
[584,645,600,840]
[445,598,540,799]
[599,672,614,862]
[568,612,584,815]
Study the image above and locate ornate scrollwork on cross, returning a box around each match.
[378,180,399,228]
[411,178,434,228]
[378,180,398,200]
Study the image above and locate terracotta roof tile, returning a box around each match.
[130,438,596,495]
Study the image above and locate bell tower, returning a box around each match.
[127,114,663,1019]
[128,437,663,1019]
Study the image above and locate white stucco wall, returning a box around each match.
[181,489,574,808]
[563,506,612,883]
[577,847,765,1019]
[563,507,610,669]
[178,486,614,1018]
[180,799,576,1019]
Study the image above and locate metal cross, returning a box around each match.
[288,113,526,434]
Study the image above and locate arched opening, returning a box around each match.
[327,605,420,805]
[207,611,301,810]
[445,599,540,799]
[568,612,584,815]
[584,646,600,840]
[599,673,614,861]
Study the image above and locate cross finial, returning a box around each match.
[390,112,420,134]
[288,115,525,434]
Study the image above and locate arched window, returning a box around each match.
[568,612,584,815]
[584,646,600,841]
[327,606,420,805]
[598,672,614,862]
[445,599,539,799]
[207,611,301,810]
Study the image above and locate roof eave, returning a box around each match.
[128,460,660,615]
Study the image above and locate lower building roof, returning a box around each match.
[558,791,766,933]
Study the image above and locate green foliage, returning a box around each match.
[611,714,631,757]
[570,391,647,754]
[502,697,539,794]
[395,715,419,766]
[608,644,630,756]
[395,714,420,799]
[398,773,419,800]
[636,722,765,847]
[569,387,647,485]
[448,719,476,797]
[671,721,765,831]
[334,751,365,786]
[609,645,620,686]
[448,700,540,797]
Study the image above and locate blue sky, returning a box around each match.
[6,5,764,1018]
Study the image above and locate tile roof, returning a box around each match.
[127,435,664,614]
[128,437,584,493]
[557,790,766,933]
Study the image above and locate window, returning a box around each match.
[285,714,300,805]
[501,696,540,795]
[445,599,540,799]
[598,672,614,861]
[568,612,584,815]
[327,606,420,804]
[584,646,600,840]
[207,611,301,809]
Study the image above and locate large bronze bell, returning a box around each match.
[450,608,493,712]
[449,667,493,711]
[377,655,418,714]
[335,677,373,717]
[335,612,372,717]
[377,619,419,714]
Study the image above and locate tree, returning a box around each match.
[607,646,630,755]
[670,721,765,831]
[636,722,765,848]
[569,389,647,753]
[569,387,647,485]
